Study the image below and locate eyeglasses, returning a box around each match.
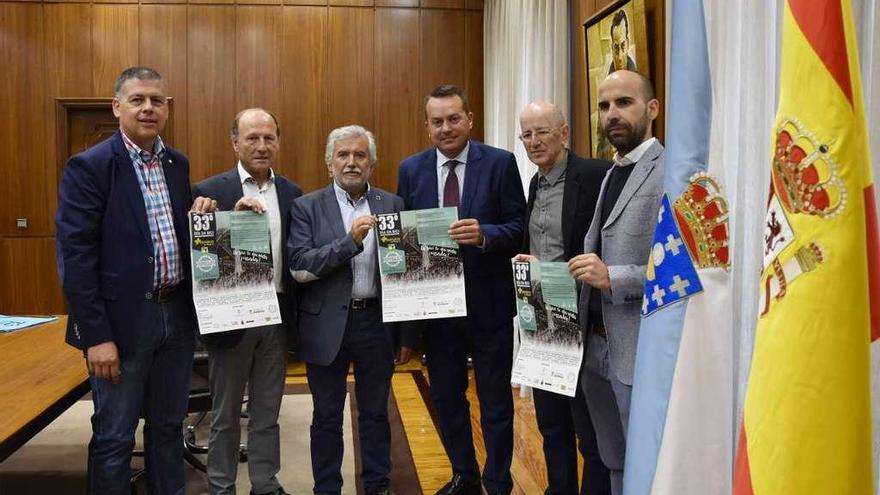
[519,127,559,143]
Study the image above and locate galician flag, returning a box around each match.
[734,0,880,494]
[623,0,734,493]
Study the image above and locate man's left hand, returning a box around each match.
[512,254,538,262]
[568,253,611,290]
[395,346,413,365]
[191,196,218,213]
[234,196,266,214]
[449,218,484,246]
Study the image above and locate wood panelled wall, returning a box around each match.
[0,0,484,314]
[570,0,665,157]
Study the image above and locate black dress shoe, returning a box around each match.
[435,473,482,495]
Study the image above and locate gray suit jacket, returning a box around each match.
[578,140,665,385]
[287,184,405,366]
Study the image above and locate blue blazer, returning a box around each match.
[191,167,303,348]
[397,140,526,324]
[287,185,406,366]
[55,131,197,354]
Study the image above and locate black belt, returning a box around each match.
[350,298,378,310]
[148,284,179,303]
[589,323,606,336]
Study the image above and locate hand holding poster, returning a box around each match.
[511,260,583,397]
[189,211,282,334]
[375,207,467,322]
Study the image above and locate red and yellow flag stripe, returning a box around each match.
[734,0,879,494]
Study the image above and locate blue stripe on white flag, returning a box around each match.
[622,0,712,493]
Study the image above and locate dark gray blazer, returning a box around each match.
[192,166,303,348]
[287,184,412,366]
[578,140,665,385]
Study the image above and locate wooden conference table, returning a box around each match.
[0,316,90,462]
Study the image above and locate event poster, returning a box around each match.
[511,260,583,397]
[189,211,282,334]
[375,207,467,322]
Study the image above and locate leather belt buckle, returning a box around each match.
[350,298,368,310]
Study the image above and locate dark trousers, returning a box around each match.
[534,383,611,495]
[582,334,631,495]
[86,294,195,495]
[424,317,514,495]
[306,304,394,495]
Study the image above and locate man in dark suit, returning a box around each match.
[191,108,302,495]
[289,125,414,495]
[513,101,611,495]
[609,10,638,74]
[55,66,216,495]
[396,85,526,495]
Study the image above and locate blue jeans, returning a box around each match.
[87,295,195,495]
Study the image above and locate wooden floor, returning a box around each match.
[286,359,558,494]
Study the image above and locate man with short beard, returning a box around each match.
[289,125,414,495]
[567,70,665,495]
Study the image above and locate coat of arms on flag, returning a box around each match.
[735,0,880,493]
[642,174,729,316]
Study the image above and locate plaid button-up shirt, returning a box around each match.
[121,131,182,289]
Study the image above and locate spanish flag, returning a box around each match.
[733,0,880,494]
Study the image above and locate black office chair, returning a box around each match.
[183,347,248,466]
[130,348,247,494]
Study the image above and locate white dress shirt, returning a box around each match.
[237,162,284,293]
[332,182,378,298]
[615,136,657,164]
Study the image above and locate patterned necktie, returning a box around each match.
[443,160,460,207]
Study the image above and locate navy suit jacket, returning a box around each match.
[288,185,410,366]
[522,151,611,261]
[397,140,526,325]
[55,130,197,354]
[191,167,303,348]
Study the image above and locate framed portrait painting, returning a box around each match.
[584,0,650,159]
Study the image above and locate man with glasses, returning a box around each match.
[513,101,611,495]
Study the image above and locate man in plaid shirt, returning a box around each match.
[56,66,217,495]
